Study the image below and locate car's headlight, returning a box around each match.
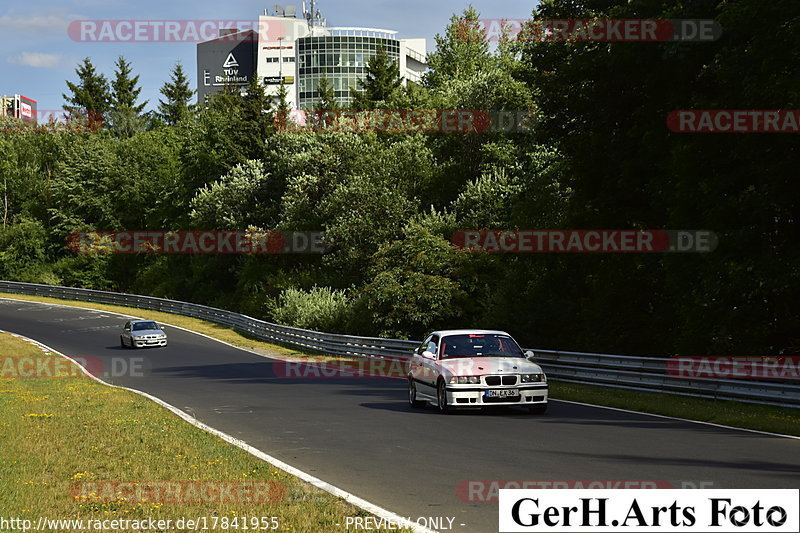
[449,376,480,384]
[521,374,547,383]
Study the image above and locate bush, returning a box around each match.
[268,286,352,332]
[360,223,467,339]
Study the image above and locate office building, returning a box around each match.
[197,2,427,108]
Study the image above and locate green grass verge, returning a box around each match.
[0,331,408,532]
[2,291,798,438]
[550,381,800,436]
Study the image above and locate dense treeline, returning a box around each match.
[1,0,797,356]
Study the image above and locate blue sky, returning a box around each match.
[1,0,536,115]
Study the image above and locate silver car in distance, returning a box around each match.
[407,330,548,414]
[120,320,168,349]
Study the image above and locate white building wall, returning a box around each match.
[256,15,310,108]
[400,38,427,84]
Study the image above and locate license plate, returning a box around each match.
[485,389,520,398]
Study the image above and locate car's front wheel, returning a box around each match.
[408,378,425,408]
[120,336,126,348]
[437,379,451,414]
[129,337,136,349]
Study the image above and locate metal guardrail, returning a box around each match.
[1,281,798,409]
[0,281,419,360]
[532,350,800,409]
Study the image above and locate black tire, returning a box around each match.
[129,337,136,349]
[408,378,426,408]
[120,336,126,348]
[529,403,548,414]
[437,379,451,414]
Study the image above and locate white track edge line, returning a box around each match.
[551,398,800,440]
[0,296,285,362]
[0,297,404,373]
[3,296,799,441]
[0,328,437,533]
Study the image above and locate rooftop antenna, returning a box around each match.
[303,0,323,29]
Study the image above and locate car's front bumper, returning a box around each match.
[445,384,548,407]
[133,339,167,348]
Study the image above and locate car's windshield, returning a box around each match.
[439,334,524,358]
[132,321,160,331]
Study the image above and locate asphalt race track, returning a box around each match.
[1,298,799,533]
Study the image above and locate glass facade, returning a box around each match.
[297,35,400,108]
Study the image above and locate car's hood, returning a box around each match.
[439,357,543,376]
[131,329,164,336]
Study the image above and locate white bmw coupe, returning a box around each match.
[407,330,548,414]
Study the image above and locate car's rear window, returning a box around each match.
[439,334,524,358]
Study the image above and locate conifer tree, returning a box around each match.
[158,62,195,125]
[63,57,110,125]
[350,46,402,110]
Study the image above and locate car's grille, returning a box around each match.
[140,335,161,339]
[484,375,518,386]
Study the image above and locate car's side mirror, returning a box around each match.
[525,350,535,359]
[422,350,437,360]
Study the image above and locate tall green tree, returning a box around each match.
[424,6,490,89]
[314,75,339,111]
[309,75,340,131]
[509,0,800,355]
[274,81,292,113]
[63,57,110,125]
[110,56,147,112]
[108,56,147,136]
[272,81,293,131]
[361,223,467,338]
[157,62,195,125]
[242,76,275,149]
[350,46,402,110]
